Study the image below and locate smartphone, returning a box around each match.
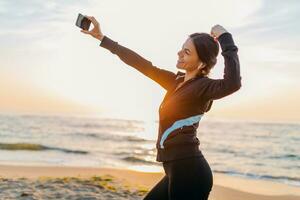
[75,13,91,31]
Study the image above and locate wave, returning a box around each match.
[213,169,300,186]
[122,156,157,165]
[0,143,88,154]
[73,132,149,142]
[125,136,148,142]
[267,154,300,160]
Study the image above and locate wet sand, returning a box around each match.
[0,165,299,200]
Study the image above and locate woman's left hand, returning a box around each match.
[210,25,228,39]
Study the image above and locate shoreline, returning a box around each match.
[0,164,299,200]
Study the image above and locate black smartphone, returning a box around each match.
[75,13,91,31]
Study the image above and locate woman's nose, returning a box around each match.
[178,50,182,57]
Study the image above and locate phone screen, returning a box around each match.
[75,13,91,31]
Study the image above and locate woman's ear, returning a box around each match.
[197,62,206,70]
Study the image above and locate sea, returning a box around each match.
[0,113,299,187]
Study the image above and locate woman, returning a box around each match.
[81,15,241,200]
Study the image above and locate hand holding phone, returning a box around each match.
[76,13,91,31]
[77,14,104,41]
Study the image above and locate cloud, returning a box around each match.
[0,0,92,41]
[241,46,300,63]
[234,0,300,46]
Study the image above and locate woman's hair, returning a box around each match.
[189,32,219,76]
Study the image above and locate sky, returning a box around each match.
[0,0,299,123]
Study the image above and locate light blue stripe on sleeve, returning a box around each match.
[159,114,204,149]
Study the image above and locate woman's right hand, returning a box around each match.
[80,15,104,41]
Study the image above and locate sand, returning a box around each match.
[0,164,299,200]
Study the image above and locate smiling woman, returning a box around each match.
[79,14,242,200]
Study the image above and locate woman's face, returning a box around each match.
[176,37,202,72]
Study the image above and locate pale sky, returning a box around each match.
[0,0,299,123]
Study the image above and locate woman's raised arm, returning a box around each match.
[199,25,242,100]
[80,15,177,91]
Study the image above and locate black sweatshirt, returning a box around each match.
[100,32,241,162]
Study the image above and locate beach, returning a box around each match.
[0,114,299,199]
[1,164,299,200]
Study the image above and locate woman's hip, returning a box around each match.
[163,155,213,187]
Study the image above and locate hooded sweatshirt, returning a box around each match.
[99,32,241,162]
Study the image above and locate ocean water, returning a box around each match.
[0,113,299,187]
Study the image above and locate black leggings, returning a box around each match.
[143,156,213,200]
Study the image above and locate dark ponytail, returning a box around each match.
[189,32,219,76]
